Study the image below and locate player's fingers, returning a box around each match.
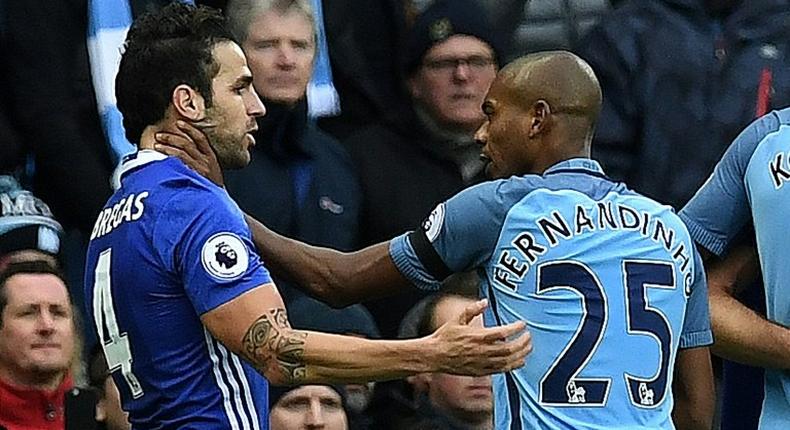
[457,299,488,325]
[154,132,203,161]
[155,144,204,171]
[479,320,526,342]
[479,332,532,372]
[176,120,213,156]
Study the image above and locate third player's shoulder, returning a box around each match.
[733,108,790,156]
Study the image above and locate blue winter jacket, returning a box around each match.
[577,0,790,208]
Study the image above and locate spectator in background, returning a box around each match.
[576,0,790,210]
[513,0,611,54]
[0,176,63,270]
[576,1,790,428]
[369,293,493,430]
[224,0,362,303]
[406,294,493,430]
[315,0,412,139]
[88,347,130,430]
[0,261,77,430]
[269,384,349,430]
[0,0,113,235]
[343,0,502,336]
[288,296,380,428]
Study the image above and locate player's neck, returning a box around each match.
[138,123,171,153]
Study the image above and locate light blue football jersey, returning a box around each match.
[391,158,712,429]
[84,150,272,430]
[680,108,790,430]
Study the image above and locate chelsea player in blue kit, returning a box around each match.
[680,108,790,429]
[83,4,531,429]
[216,52,715,429]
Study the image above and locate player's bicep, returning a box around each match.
[155,187,273,313]
[390,182,505,290]
[705,243,760,297]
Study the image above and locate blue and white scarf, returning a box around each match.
[89,0,336,164]
[87,0,136,162]
[306,0,341,118]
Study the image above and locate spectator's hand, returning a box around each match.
[428,299,531,375]
[155,121,224,187]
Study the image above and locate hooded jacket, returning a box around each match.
[577,0,790,208]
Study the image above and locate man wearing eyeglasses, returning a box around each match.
[342,0,504,337]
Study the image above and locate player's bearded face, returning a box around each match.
[197,42,263,170]
[201,104,254,170]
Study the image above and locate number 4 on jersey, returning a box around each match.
[93,248,144,398]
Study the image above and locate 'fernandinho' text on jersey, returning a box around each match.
[391,159,712,429]
[85,150,272,430]
[680,108,790,430]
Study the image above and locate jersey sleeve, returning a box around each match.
[679,247,713,349]
[679,113,776,256]
[153,185,272,315]
[389,181,508,291]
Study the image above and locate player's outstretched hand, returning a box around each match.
[154,121,224,187]
[428,299,531,376]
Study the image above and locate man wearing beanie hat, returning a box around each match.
[343,0,503,337]
[0,176,63,269]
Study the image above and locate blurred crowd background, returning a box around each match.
[2,0,788,428]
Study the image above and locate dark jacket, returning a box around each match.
[344,119,485,336]
[1,0,113,232]
[225,99,361,303]
[577,0,790,208]
[317,0,413,139]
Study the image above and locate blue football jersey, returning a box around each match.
[84,150,272,430]
[390,159,712,429]
[680,108,790,430]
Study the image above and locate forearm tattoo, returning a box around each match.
[242,308,308,383]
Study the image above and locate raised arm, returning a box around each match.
[202,284,531,385]
[155,122,414,307]
[244,215,411,307]
[703,244,790,369]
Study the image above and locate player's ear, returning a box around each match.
[528,99,551,138]
[172,84,207,122]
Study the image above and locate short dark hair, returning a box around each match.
[116,2,236,143]
[415,292,476,337]
[0,259,66,326]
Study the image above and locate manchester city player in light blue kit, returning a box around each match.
[680,108,790,430]
[216,52,715,429]
[83,4,531,430]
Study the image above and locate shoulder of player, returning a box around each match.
[148,158,224,198]
[452,174,546,211]
[739,108,789,154]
